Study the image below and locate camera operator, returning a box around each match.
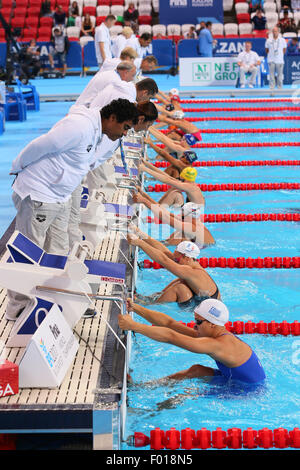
[21,39,41,79]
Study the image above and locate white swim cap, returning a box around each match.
[170,88,179,96]
[194,299,229,326]
[176,241,200,259]
[182,202,203,218]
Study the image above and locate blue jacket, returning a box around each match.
[198,28,213,57]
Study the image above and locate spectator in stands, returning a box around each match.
[196,21,206,37]
[265,26,286,89]
[40,0,53,17]
[81,13,94,37]
[123,2,139,30]
[198,22,213,57]
[67,1,80,27]
[22,39,41,79]
[237,41,261,88]
[252,8,267,31]
[184,26,197,39]
[287,36,300,54]
[53,5,67,28]
[278,10,297,33]
[94,14,116,68]
[127,32,152,58]
[48,26,69,77]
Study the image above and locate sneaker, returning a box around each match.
[240,84,245,88]
[249,84,254,88]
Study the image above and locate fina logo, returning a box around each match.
[209,306,221,317]
[170,0,187,6]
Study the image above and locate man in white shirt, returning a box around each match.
[265,27,287,89]
[111,26,134,58]
[6,99,139,320]
[101,46,138,72]
[71,61,137,110]
[237,41,261,88]
[126,32,152,58]
[94,14,116,68]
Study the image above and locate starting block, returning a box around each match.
[0,231,127,334]
[85,163,139,199]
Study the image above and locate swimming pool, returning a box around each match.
[122,98,300,450]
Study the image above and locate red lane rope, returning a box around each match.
[182,116,300,121]
[179,320,300,336]
[153,160,300,168]
[156,142,300,148]
[129,427,300,449]
[159,128,300,134]
[146,213,300,224]
[175,98,299,104]
[180,106,300,112]
[146,182,300,192]
[142,256,300,269]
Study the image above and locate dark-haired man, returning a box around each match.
[127,32,153,58]
[6,99,138,321]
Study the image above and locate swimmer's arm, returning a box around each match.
[149,127,185,153]
[154,103,176,118]
[159,116,198,134]
[145,139,184,170]
[138,195,183,230]
[140,163,186,190]
[119,316,217,354]
[130,303,197,337]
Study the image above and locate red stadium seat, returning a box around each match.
[11,17,26,28]
[22,27,37,40]
[253,29,268,38]
[97,0,110,5]
[236,13,251,23]
[27,7,41,16]
[15,0,29,6]
[0,28,6,41]
[110,0,124,4]
[13,7,27,17]
[82,6,96,16]
[40,17,53,27]
[28,0,42,6]
[38,26,52,36]
[96,16,106,25]
[1,0,13,7]
[0,7,12,20]
[37,34,51,41]
[138,15,152,25]
[239,33,254,37]
[25,16,39,27]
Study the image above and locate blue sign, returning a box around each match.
[178,38,267,58]
[159,0,223,25]
[283,55,300,84]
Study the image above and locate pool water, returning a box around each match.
[122,99,300,449]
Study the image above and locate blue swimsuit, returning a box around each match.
[212,334,266,385]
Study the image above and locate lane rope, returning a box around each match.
[153,160,300,167]
[146,182,300,192]
[145,213,300,224]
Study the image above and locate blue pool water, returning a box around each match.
[122,99,300,449]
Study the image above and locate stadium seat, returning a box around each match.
[0,29,7,41]
[224,23,238,36]
[279,11,293,19]
[138,15,152,25]
[236,13,251,24]
[152,0,159,13]
[283,31,297,37]
[97,0,110,5]
[28,0,42,6]
[22,27,37,40]
[167,24,181,36]
[264,2,277,13]
[13,6,27,15]
[38,26,52,38]
[67,26,81,38]
[265,12,279,25]
[152,24,166,36]
[96,16,106,25]
[15,0,29,6]
[212,23,224,36]
[25,16,39,28]
[1,0,13,6]
[82,6,96,16]
[110,5,124,16]
[235,2,249,14]
[83,0,97,6]
[239,22,253,35]
[139,24,152,35]
[252,29,268,37]
[0,7,12,20]
[111,0,125,5]
[11,17,25,28]
[96,5,110,17]
[40,17,53,27]
[27,7,41,16]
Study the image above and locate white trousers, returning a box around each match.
[239,65,258,86]
[6,192,71,318]
[268,62,284,89]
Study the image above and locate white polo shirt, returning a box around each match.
[237,50,260,67]
[11,107,103,203]
[126,35,149,58]
[100,57,143,76]
[89,82,136,109]
[94,22,112,65]
[265,36,287,64]
[72,70,123,109]
[111,33,127,58]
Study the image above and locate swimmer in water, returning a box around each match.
[119,298,266,386]
[139,159,205,208]
[127,233,219,307]
[132,189,215,247]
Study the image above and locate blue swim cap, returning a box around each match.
[184,133,197,146]
[183,150,198,163]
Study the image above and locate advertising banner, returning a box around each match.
[159,0,223,25]
[179,57,240,86]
